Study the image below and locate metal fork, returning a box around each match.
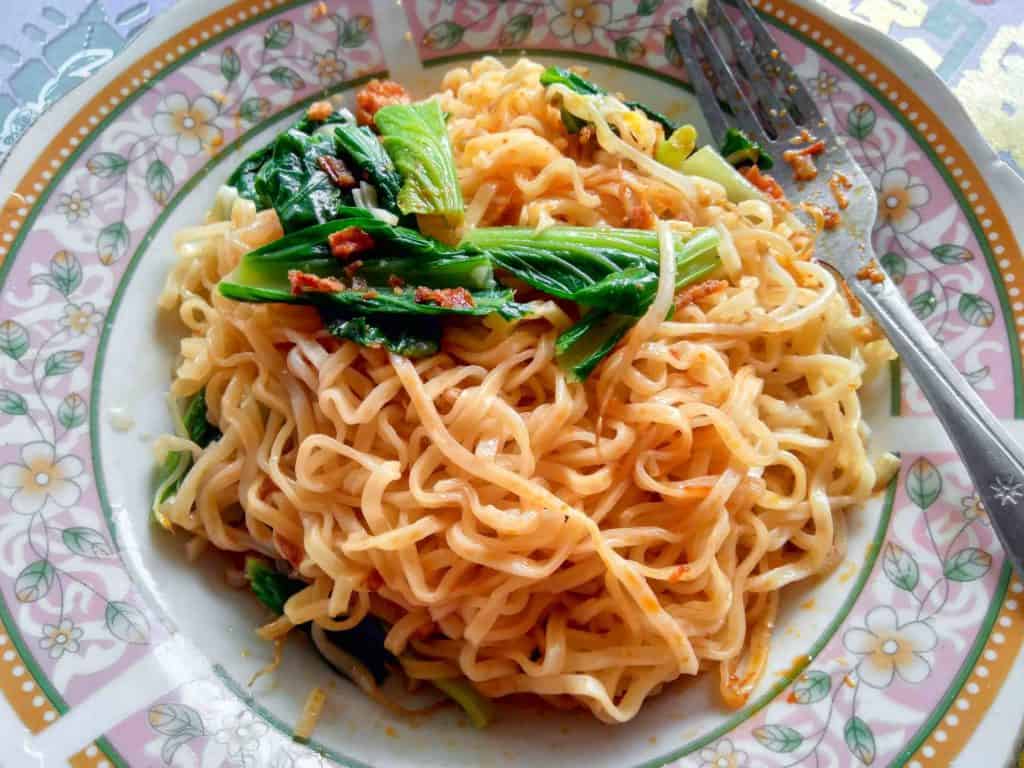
[672,0,1024,576]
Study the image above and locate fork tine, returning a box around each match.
[670,19,729,143]
[706,0,791,137]
[729,0,832,136]
[685,8,768,144]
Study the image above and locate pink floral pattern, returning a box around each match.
[0,0,1019,766]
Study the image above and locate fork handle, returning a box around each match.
[849,273,1024,574]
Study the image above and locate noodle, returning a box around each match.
[156,58,894,723]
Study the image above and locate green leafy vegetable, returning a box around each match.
[243,557,489,718]
[374,100,464,219]
[555,311,635,381]
[227,108,353,208]
[719,128,773,171]
[464,225,717,316]
[245,557,305,616]
[218,216,522,318]
[332,123,403,216]
[226,146,272,204]
[552,228,722,380]
[321,312,441,358]
[151,390,220,525]
[253,129,352,232]
[539,66,676,136]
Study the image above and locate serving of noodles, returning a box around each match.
[155,58,895,724]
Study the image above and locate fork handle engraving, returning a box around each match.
[849,272,1024,574]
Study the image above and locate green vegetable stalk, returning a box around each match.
[374,100,464,220]
[554,228,722,380]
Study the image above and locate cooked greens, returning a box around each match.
[374,100,464,219]
[463,225,717,317]
[332,122,404,216]
[553,228,722,380]
[720,127,773,171]
[539,66,676,136]
[151,389,220,526]
[244,557,492,725]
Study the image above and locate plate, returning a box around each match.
[1,0,1023,765]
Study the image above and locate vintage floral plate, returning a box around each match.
[1,0,1024,765]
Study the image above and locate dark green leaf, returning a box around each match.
[664,32,683,68]
[754,724,803,753]
[57,393,86,429]
[246,557,305,615]
[146,159,174,205]
[499,13,533,46]
[906,457,941,509]
[376,100,464,218]
[931,243,973,264]
[423,20,464,50]
[255,129,350,231]
[339,15,373,47]
[556,311,635,381]
[264,19,294,49]
[790,669,831,704]
[909,290,936,320]
[0,320,29,360]
[637,0,663,14]
[720,127,774,170]
[86,152,128,178]
[182,390,221,447]
[44,350,83,377]
[944,547,992,582]
[105,600,150,644]
[62,526,112,558]
[882,542,919,591]
[269,66,304,91]
[847,103,876,140]
[0,389,28,415]
[958,292,995,327]
[465,226,719,315]
[332,123,403,215]
[97,221,129,265]
[323,313,441,358]
[15,560,54,602]
[239,96,271,123]
[227,145,272,203]
[880,252,905,284]
[614,36,646,62]
[220,46,241,82]
[539,67,675,136]
[844,716,876,764]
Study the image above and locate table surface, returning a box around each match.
[0,0,1021,174]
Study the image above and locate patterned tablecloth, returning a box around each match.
[0,0,1022,173]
